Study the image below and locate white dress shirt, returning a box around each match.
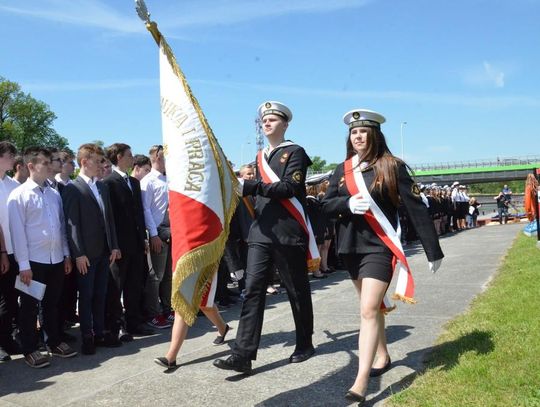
[7,179,70,270]
[79,173,105,214]
[55,173,72,186]
[0,174,21,254]
[140,168,168,237]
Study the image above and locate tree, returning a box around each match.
[0,77,68,152]
[310,156,327,172]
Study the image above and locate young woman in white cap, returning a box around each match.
[321,109,444,404]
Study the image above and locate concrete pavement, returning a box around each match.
[0,223,523,406]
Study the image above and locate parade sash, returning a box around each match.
[344,156,416,312]
[141,15,238,326]
[257,147,320,272]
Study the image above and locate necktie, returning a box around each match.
[124,175,132,191]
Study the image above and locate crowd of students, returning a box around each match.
[0,141,175,368]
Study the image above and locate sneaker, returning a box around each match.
[51,342,77,358]
[24,350,50,368]
[146,315,172,329]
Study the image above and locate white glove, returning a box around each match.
[348,193,370,215]
[236,178,244,196]
[429,258,442,273]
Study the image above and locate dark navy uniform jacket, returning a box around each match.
[321,162,444,262]
[242,142,312,246]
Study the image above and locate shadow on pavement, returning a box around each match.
[255,329,493,406]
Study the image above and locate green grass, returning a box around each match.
[387,234,540,407]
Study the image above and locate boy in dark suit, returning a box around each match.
[103,143,151,340]
[62,144,121,354]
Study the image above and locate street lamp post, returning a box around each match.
[400,121,407,159]
[240,141,251,167]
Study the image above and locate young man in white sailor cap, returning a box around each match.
[214,101,315,373]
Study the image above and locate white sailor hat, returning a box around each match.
[343,109,386,129]
[451,181,459,187]
[258,101,293,122]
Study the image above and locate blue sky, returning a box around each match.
[1,0,539,168]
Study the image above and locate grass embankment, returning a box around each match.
[388,234,540,407]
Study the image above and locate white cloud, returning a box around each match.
[0,0,141,33]
[483,61,505,88]
[20,76,539,110]
[463,61,506,88]
[0,0,372,33]
[192,79,540,108]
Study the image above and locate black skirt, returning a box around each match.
[341,251,394,283]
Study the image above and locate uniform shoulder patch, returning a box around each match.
[411,184,421,196]
[280,152,289,163]
[339,176,345,188]
[292,170,303,183]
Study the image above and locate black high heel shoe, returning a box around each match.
[345,390,365,405]
[369,357,391,377]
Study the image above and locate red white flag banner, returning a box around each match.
[142,17,238,325]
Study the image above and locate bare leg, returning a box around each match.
[350,278,390,396]
[373,312,390,368]
[201,305,227,336]
[165,314,189,363]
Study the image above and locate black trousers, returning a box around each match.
[57,266,78,335]
[232,243,314,360]
[19,261,64,355]
[105,251,147,333]
[0,255,18,346]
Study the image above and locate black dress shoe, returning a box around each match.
[81,336,95,355]
[213,354,252,373]
[118,328,134,342]
[154,356,177,369]
[213,324,231,345]
[369,357,391,377]
[289,346,315,363]
[345,390,365,404]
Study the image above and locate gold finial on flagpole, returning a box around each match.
[134,0,161,45]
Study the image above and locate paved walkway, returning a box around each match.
[0,223,523,407]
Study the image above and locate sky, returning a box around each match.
[1,0,539,169]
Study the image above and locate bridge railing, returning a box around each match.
[410,155,540,171]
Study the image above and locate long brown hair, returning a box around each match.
[345,127,407,207]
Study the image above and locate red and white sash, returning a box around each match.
[257,144,320,272]
[344,155,416,312]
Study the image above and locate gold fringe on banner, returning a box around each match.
[391,293,417,305]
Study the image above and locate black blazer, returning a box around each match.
[62,176,119,260]
[103,171,146,255]
[243,142,312,246]
[321,162,444,262]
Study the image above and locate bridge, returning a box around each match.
[411,155,540,184]
[306,156,540,185]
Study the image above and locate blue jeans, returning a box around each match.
[77,255,109,337]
